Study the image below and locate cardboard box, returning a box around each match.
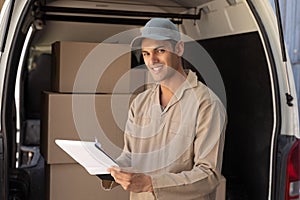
[52,41,145,93]
[41,92,136,164]
[46,163,129,200]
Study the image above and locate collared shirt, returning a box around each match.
[116,70,227,200]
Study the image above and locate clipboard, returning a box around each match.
[55,139,118,176]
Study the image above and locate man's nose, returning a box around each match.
[149,53,159,64]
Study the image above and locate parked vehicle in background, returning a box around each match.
[0,0,299,199]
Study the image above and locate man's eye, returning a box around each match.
[157,49,165,54]
[142,52,149,57]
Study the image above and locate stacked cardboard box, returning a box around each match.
[0,0,4,10]
[41,41,146,200]
[51,41,145,94]
[46,164,127,200]
[41,93,134,164]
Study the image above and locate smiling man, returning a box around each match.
[104,18,227,200]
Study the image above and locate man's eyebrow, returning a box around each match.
[142,45,166,52]
[154,45,165,50]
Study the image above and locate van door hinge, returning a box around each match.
[286,93,294,107]
[32,1,45,30]
[0,137,3,159]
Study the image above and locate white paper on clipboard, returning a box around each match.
[55,139,118,175]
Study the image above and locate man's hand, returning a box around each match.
[108,166,153,193]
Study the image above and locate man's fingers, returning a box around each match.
[107,166,120,172]
[107,169,153,193]
[109,167,133,184]
[111,166,121,171]
[110,173,132,190]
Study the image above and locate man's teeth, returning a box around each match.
[153,66,161,71]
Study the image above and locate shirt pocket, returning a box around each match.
[168,120,195,139]
[130,116,163,139]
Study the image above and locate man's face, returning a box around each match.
[141,38,181,83]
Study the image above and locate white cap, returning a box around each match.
[131,18,181,48]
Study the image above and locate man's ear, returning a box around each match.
[175,41,184,56]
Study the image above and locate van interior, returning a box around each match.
[5,0,277,199]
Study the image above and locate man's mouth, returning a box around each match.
[151,65,163,73]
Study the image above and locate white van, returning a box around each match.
[0,0,299,200]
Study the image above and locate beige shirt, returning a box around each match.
[116,70,227,200]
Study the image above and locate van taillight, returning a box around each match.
[285,140,300,200]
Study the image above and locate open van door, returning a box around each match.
[0,1,16,199]
[271,0,300,199]
[0,0,299,200]
[0,0,35,199]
